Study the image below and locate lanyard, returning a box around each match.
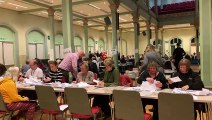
[31,68,37,77]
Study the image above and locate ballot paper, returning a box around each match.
[173,88,210,96]
[169,76,182,83]
[77,82,90,88]
[93,79,100,84]
[140,80,160,91]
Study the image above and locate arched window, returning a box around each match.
[0,26,16,66]
[153,40,162,45]
[98,39,105,52]
[191,37,196,45]
[122,40,127,56]
[190,37,200,55]
[55,34,64,59]
[27,30,45,59]
[153,39,162,53]
[170,38,182,56]
[88,38,95,53]
[74,36,82,52]
[170,38,182,45]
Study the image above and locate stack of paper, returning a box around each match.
[173,88,210,96]
[169,77,182,83]
[140,80,159,91]
[93,80,100,84]
[24,78,43,86]
[77,82,90,88]
[124,87,142,91]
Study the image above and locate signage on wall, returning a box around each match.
[110,49,117,55]
[0,38,6,40]
[63,48,72,57]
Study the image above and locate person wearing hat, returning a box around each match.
[173,43,186,71]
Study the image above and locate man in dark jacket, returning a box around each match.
[173,43,186,71]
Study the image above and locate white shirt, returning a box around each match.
[25,67,44,80]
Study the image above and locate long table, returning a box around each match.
[17,83,212,120]
[16,83,212,103]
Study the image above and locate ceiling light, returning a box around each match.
[8,2,28,8]
[16,7,18,9]
[0,0,5,2]
[104,2,106,4]
[88,3,101,10]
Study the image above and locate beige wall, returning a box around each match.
[162,27,195,56]
[0,7,111,66]
[0,7,196,66]
[121,27,196,57]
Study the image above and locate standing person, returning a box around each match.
[141,44,164,73]
[173,43,186,71]
[58,51,85,81]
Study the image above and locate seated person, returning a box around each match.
[138,61,168,89]
[21,59,44,81]
[77,62,94,84]
[168,59,204,119]
[8,67,20,82]
[137,61,168,120]
[88,58,99,77]
[168,59,204,90]
[43,60,66,83]
[120,73,133,87]
[19,60,43,100]
[0,64,36,120]
[93,58,120,119]
[97,58,120,87]
[21,60,30,75]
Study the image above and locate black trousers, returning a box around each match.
[92,95,112,117]
[19,90,37,100]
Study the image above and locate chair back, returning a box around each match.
[158,92,194,120]
[0,93,8,112]
[35,86,60,111]
[120,75,133,86]
[94,73,97,80]
[113,90,145,120]
[64,88,92,116]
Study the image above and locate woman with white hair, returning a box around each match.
[6,66,20,82]
[0,64,36,120]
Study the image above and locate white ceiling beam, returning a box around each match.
[20,0,103,13]
[22,0,50,8]
[87,11,133,19]
[120,0,158,25]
